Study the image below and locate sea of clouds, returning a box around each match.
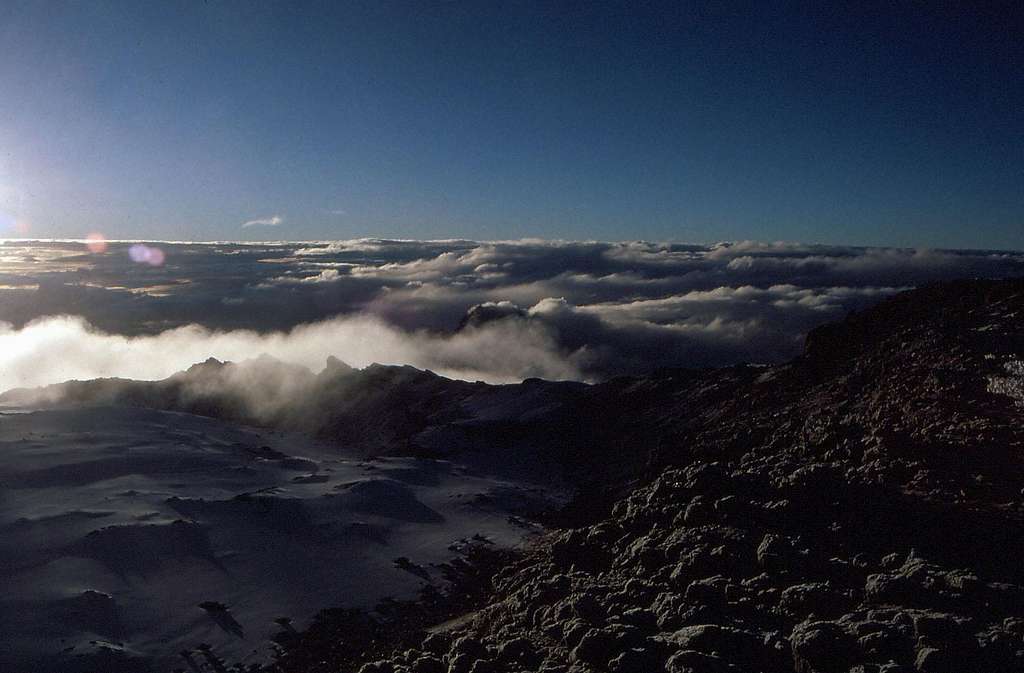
[0,238,1020,390]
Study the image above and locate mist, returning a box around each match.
[0,312,583,393]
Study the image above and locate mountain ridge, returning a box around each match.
[267,278,1024,673]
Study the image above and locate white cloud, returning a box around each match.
[241,215,284,228]
[0,239,1020,387]
[0,313,582,392]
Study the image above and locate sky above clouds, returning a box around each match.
[0,2,1021,247]
[0,238,1021,390]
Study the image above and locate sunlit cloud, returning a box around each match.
[242,215,284,228]
[0,312,582,392]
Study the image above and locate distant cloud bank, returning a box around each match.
[0,239,1020,390]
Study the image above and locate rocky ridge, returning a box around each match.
[268,279,1024,673]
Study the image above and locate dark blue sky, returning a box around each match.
[0,1,1021,247]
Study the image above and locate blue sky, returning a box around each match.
[0,1,1021,248]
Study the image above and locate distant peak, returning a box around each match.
[324,355,354,374]
[186,357,226,373]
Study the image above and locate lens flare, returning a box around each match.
[129,244,166,266]
[128,244,148,263]
[0,211,30,236]
[86,232,108,253]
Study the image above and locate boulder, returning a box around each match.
[790,621,858,673]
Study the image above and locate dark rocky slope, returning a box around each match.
[268,279,1024,673]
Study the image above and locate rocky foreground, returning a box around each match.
[267,279,1024,673]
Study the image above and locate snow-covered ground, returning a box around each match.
[0,405,565,672]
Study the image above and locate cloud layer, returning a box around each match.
[0,239,1020,390]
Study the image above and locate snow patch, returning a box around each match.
[0,406,565,672]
